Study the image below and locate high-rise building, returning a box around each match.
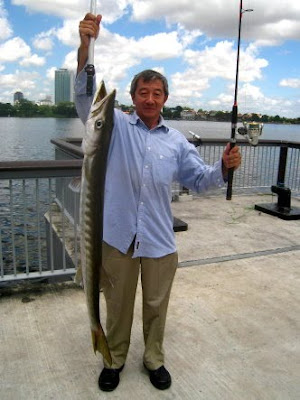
[54,69,74,104]
[14,91,24,104]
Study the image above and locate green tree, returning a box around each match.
[171,106,183,119]
[0,102,15,116]
[261,114,269,123]
[273,115,281,123]
[215,111,231,121]
[37,105,54,117]
[15,99,38,117]
[54,102,78,117]
[162,106,173,119]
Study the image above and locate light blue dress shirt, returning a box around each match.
[74,70,225,258]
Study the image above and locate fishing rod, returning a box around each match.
[85,0,97,96]
[226,0,253,200]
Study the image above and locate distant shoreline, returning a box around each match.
[0,115,299,125]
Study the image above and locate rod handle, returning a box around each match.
[226,139,236,200]
[85,64,95,96]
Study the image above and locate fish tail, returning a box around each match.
[91,325,112,367]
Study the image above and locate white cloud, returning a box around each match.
[184,41,268,83]
[0,37,31,62]
[12,0,130,23]
[257,18,300,43]
[0,0,13,40]
[2,0,299,117]
[135,32,184,59]
[33,37,53,51]
[32,22,78,54]
[279,78,300,89]
[130,0,300,43]
[33,30,55,51]
[0,69,39,89]
[165,41,268,107]
[0,37,46,68]
[12,0,87,20]
[46,67,57,80]
[20,54,46,67]
[56,19,80,47]
[62,25,194,95]
[207,83,298,118]
[0,69,54,103]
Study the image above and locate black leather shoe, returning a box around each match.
[98,365,124,392]
[145,365,172,390]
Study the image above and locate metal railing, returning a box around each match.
[0,160,82,282]
[0,138,299,283]
[197,139,300,195]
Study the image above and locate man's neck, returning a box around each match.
[136,113,160,130]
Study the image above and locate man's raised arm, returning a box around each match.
[77,13,102,75]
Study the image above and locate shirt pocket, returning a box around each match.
[152,153,178,186]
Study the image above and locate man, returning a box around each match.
[75,13,241,392]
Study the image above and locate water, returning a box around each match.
[0,117,299,161]
[0,118,85,161]
[166,120,300,142]
[0,118,83,276]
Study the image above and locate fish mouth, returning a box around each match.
[91,89,116,118]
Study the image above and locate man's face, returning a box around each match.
[131,78,168,129]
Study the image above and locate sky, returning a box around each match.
[0,0,299,118]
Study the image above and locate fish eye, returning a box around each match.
[95,120,103,129]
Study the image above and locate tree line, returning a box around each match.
[160,106,300,125]
[0,99,77,118]
[0,100,299,124]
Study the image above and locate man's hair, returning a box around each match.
[130,69,169,97]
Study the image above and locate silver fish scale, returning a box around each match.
[79,84,116,365]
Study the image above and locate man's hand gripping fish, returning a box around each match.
[76,81,115,366]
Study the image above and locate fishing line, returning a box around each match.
[241,0,252,114]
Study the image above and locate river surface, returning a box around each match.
[0,117,299,161]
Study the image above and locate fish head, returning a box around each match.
[83,84,116,156]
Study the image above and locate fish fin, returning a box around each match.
[93,80,107,104]
[68,177,81,193]
[74,265,83,286]
[91,326,112,367]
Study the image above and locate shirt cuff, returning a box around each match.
[215,159,226,187]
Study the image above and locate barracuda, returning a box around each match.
[79,81,115,366]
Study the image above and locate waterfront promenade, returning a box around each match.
[1,193,299,400]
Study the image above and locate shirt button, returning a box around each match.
[145,165,149,169]
[140,202,144,205]
[147,147,151,150]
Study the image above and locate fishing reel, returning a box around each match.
[237,121,263,146]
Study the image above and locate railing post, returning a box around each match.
[255,143,300,220]
[277,145,288,187]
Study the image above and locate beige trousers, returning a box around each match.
[101,241,178,370]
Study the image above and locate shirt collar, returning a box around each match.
[129,112,169,133]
